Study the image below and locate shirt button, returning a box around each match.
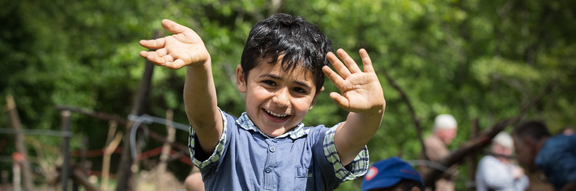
[265,167,271,173]
[269,146,276,153]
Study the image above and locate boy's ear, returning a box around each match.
[309,86,325,110]
[236,65,247,93]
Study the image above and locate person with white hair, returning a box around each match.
[422,114,458,191]
[475,132,529,191]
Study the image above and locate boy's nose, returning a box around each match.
[272,87,290,107]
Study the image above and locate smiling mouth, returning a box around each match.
[262,108,290,120]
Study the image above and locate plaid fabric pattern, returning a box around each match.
[188,109,228,169]
[323,126,370,181]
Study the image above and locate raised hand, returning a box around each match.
[139,19,210,69]
[322,49,385,114]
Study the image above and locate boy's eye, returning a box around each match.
[262,80,276,86]
[293,87,308,94]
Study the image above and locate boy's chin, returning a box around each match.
[257,122,299,137]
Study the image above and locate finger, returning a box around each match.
[140,51,149,58]
[359,48,375,73]
[140,38,166,50]
[330,92,350,110]
[163,55,174,63]
[322,66,345,86]
[165,59,186,70]
[337,49,362,74]
[156,48,167,57]
[327,52,351,78]
[145,52,166,66]
[161,19,189,34]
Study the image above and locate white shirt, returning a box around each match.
[475,155,529,191]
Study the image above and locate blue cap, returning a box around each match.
[361,156,425,191]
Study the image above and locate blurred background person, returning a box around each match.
[512,121,576,191]
[475,132,528,191]
[560,127,574,136]
[423,114,458,191]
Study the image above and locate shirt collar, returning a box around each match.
[236,112,309,139]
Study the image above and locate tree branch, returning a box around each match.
[381,69,429,160]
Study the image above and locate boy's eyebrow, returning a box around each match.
[259,74,312,89]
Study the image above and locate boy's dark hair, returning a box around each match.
[240,13,332,95]
[512,120,552,141]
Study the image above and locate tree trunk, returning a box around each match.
[157,109,175,189]
[115,30,161,191]
[6,95,34,191]
[467,118,480,191]
[61,110,72,191]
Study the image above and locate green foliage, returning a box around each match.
[1,0,575,190]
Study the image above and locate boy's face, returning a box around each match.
[236,56,322,137]
[512,134,538,171]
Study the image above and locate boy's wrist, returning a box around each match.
[186,56,212,69]
[357,103,386,116]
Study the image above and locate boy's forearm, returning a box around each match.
[339,110,384,147]
[335,107,384,165]
[183,58,223,153]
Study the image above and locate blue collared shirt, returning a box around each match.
[535,134,576,190]
[188,110,369,190]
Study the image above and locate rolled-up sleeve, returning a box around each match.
[188,109,229,169]
[322,125,370,181]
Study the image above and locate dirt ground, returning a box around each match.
[526,171,554,191]
[136,167,186,191]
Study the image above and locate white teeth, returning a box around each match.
[264,109,287,118]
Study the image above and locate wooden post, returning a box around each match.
[157,109,175,189]
[73,135,87,191]
[14,159,21,191]
[81,135,88,175]
[1,170,8,191]
[468,118,479,191]
[115,30,161,191]
[102,119,119,191]
[106,121,118,146]
[61,110,72,191]
[72,177,79,191]
[101,131,123,191]
[6,95,33,191]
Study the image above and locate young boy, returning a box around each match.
[361,157,425,191]
[512,121,576,191]
[139,13,386,190]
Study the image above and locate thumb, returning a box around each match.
[330,92,349,110]
[161,19,189,34]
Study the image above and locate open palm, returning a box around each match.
[322,49,385,114]
[139,19,210,69]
